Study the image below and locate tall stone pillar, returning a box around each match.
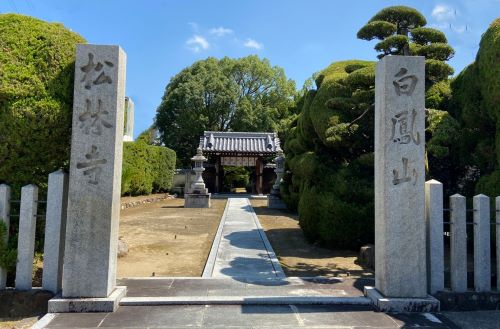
[123,96,134,142]
[215,156,220,193]
[62,45,126,299]
[365,55,439,312]
[256,157,263,195]
[0,184,11,289]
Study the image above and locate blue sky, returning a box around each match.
[1,0,498,139]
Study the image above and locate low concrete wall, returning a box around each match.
[0,288,53,317]
[120,194,175,210]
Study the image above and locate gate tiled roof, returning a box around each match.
[199,131,281,155]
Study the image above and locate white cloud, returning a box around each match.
[243,38,263,50]
[432,4,456,22]
[209,27,233,37]
[186,35,209,53]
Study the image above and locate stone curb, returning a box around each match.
[32,313,58,329]
[120,296,372,306]
[364,286,440,312]
[246,198,286,278]
[120,194,175,210]
[202,199,231,277]
[48,286,127,313]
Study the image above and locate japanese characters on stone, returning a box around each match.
[391,67,420,186]
[77,52,115,185]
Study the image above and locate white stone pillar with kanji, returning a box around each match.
[62,45,126,300]
[374,56,427,298]
[366,55,439,312]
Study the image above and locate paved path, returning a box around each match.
[203,198,285,279]
[38,304,458,328]
[35,197,466,328]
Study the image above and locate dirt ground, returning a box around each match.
[0,317,38,329]
[251,199,374,278]
[117,198,226,277]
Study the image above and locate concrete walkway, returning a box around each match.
[203,198,285,279]
[34,197,468,328]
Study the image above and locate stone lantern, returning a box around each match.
[190,147,208,194]
[268,148,287,209]
[271,149,285,194]
[184,147,211,208]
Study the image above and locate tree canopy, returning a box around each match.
[357,6,454,83]
[0,14,85,194]
[155,56,296,166]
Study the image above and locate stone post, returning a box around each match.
[254,157,263,195]
[0,184,11,289]
[496,197,500,291]
[123,96,134,142]
[425,180,444,294]
[450,194,467,292]
[42,170,69,293]
[15,184,38,291]
[374,56,426,298]
[473,194,491,292]
[62,45,126,298]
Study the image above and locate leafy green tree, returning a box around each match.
[357,6,454,83]
[0,14,85,194]
[155,56,296,166]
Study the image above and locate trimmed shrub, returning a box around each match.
[0,14,85,196]
[121,142,176,196]
[449,18,500,195]
[283,57,460,249]
[283,60,376,249]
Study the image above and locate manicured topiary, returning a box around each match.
[357,6,454,85]
[0,14,85,195]
[450,18,500,195]
[283,55,462,248]
[283,60,376,249]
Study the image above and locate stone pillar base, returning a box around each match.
[48,286,127,313]
[364,286,440,312]
[267,195,287,209]
[184,193,211,208]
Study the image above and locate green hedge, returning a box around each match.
[0,14,85,196]
[121,142,176,196]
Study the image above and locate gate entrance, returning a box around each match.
[198,131,281,194]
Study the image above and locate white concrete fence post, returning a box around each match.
[450,194,467,292]
[425,180,444,294]
[42,170,69,293]
[15,184,38,290]
[473,194,491,292]
[0,184,11,289]
[496,196,500,291]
